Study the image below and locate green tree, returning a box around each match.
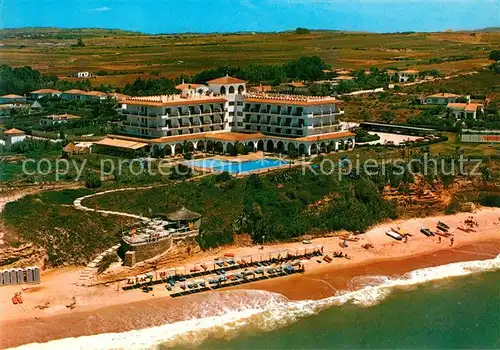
[488,50,500,61]
[76,38,85,47]
[294,27,311,34]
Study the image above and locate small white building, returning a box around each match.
[70,71,94,78]
[447,103,483,119]
[3,128,26,146]
[387,69,419,82]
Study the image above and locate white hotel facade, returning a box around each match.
[115,76,354,155]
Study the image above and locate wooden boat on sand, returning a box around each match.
[386,230,403,241]
[420,228,434,237]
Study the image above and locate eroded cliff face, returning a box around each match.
[0,242,47,269]
[383,176,500,217]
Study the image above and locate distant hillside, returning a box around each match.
[0,27,142,39]
[476,27,500,33]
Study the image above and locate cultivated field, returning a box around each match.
[1,29,499,87]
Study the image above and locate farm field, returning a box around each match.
[1,29,499,87]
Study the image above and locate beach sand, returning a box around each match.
[0,207,499,348]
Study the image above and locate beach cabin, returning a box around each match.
[10,269,18,284]
[33,266,40,283]
[3,270,10,285]
[17,269,24,284]
[26,267,34,283]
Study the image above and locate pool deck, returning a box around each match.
[187,152,307,176]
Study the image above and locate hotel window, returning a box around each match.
[229,101,235,106]
[237,122,243,126]
[237,101,243,106]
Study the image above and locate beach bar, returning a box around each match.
[120,208,202,267]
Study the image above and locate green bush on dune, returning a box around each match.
[83,169,397,249]
[3,189,133,266]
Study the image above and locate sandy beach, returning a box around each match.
[0,207,499,348]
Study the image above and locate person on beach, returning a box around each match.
[438,236,441,243]
[404,235,408,243]
[450,237,454,246]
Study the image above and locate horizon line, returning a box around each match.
[1,26,499,36]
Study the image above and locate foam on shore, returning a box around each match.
[10,254,500,350]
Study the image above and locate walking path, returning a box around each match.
[72,185,172,221]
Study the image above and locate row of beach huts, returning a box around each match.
[0,266,40,286]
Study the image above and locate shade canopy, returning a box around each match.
[165,207,201,221]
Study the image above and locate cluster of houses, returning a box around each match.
[422,93,484,119]
[0,69,490,153]
[28,89,129,102]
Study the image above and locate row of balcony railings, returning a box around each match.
[121,108,225,117]
[246,125,305,136]
[167,124,222,136]
[243,109,339,117]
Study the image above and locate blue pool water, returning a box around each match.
[186,158,288,174]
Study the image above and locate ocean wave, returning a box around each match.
[11,254,500,350]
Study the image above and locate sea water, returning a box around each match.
[11,255,500,349]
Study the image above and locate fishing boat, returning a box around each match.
[436,223,449,232]
[386,230,403,241]
[438,221,450,230]
[420,228,433,237]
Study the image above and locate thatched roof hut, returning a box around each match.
[165,207,201,221]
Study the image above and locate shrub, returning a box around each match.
[84,172,102,188]
[479,195,500,207]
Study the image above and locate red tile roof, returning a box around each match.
[295,131,355,142]
[4,128,25,135]
[207,76,246,84]
[286,81,306,88]
[175,83,202,90]
[1,94,24,99]
[30,89,61,94]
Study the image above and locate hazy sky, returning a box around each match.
[2,0,499,33]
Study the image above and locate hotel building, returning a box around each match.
[112,76,354,156]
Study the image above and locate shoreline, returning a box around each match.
[1,241,499,349]
[0,208,499,348]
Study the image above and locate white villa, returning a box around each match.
[109,76,354,156]
[424,93,469,105]
[3,128,26,146]
[447,103,484,119]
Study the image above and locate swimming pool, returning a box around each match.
[185,158,288,174]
